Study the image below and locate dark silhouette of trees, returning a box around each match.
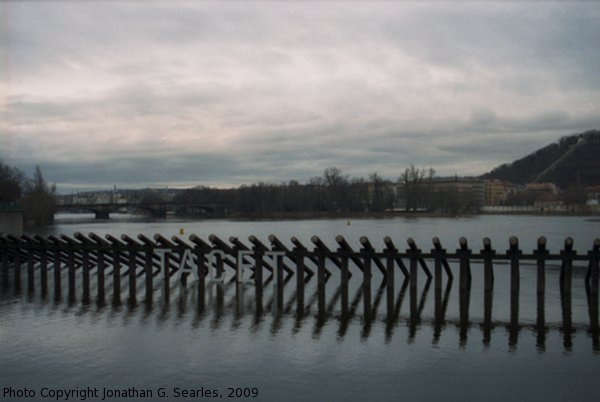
[399,166,435,211]
[21,166,56,224]
[369,172,394,212]
[171,167,401,216]
[136,189,168,204]
[561,186,587,206]
[0,161,24,203]
[484,130,600,189]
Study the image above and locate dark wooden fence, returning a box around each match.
[1,233,598,343]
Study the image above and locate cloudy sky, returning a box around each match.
[1,1,599,192]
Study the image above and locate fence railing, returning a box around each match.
[1,233,598,346]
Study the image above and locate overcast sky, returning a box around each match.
[1,1,599,192]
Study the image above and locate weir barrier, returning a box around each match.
[1,233,598,348]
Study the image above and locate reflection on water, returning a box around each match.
[3,216,599,402]
[2,259,598,352]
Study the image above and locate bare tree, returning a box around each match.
[22,166,56,224]
[0,161,24,203]
[399,166,435,211]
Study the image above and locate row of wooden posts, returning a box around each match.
[1,233,599,323]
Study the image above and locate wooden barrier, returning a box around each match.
[1,233,599,346]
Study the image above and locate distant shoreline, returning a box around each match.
[173,209,600,220]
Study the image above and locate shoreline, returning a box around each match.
[170,209,600,221]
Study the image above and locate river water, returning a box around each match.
[1,214,598,401]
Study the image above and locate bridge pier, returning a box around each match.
[94,209,110,219]
[149,208,167,219]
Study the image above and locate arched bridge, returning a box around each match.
[55,202,226,219]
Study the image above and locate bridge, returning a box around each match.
[55,202,226,219]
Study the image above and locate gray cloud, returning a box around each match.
[1,1,599,192]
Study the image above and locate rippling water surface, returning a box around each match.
[1,214,598,401]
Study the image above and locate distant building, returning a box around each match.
[525,182,559,195]
[429,177,485,212]
[586,186,600,206]
[484,179,514,206]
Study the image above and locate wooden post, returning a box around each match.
[508,236,520,295]
[120,235,141,305]
[383,237,409,278]
[128,246,137,305]
[14,237,21,291]
[507,236,521,347]
[97,249,105,304]
[1,238,8,287]
[162,251,171,301]
[588,239,599,345]
[209,234,239,277]
[250,236,294,278]
[275,252,284,312]
[589,239,600,297]
[384,237,396,319]
[317,251,326,317]
[535,237,548,294]
[154,234,173,302]
[457,237,471,292]
[112,247,121,304]
[0,238,6,281]
[481,237,495,292]
[26,239,35,292]
[82,247,90,303]
[73,233,89,303]
[336,235,365,273]
[267,234,297,277]
[53,241,61,299]
[254,244,264,314]
[431,237,445,330]
[143,246,154,304]
[480,237,494,343]
[560,237,574,349]
[457,237,471,346]
[67,245,76,302]
[293,246,305,316]
[432,237,446,292]
[195,246,205,311]
[360,239,372,321]
[561,237,575,296]
[38,238,48,296]
[534,236,548,348]
[339,246,349,316]
[407,238,419,321]
[190,235,212,310]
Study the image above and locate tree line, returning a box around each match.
[0,161,56,224]
[0,160,483,224]
[173,166,481,216]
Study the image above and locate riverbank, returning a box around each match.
[171,208,599,221]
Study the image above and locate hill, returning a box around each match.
[482,129,600,189]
